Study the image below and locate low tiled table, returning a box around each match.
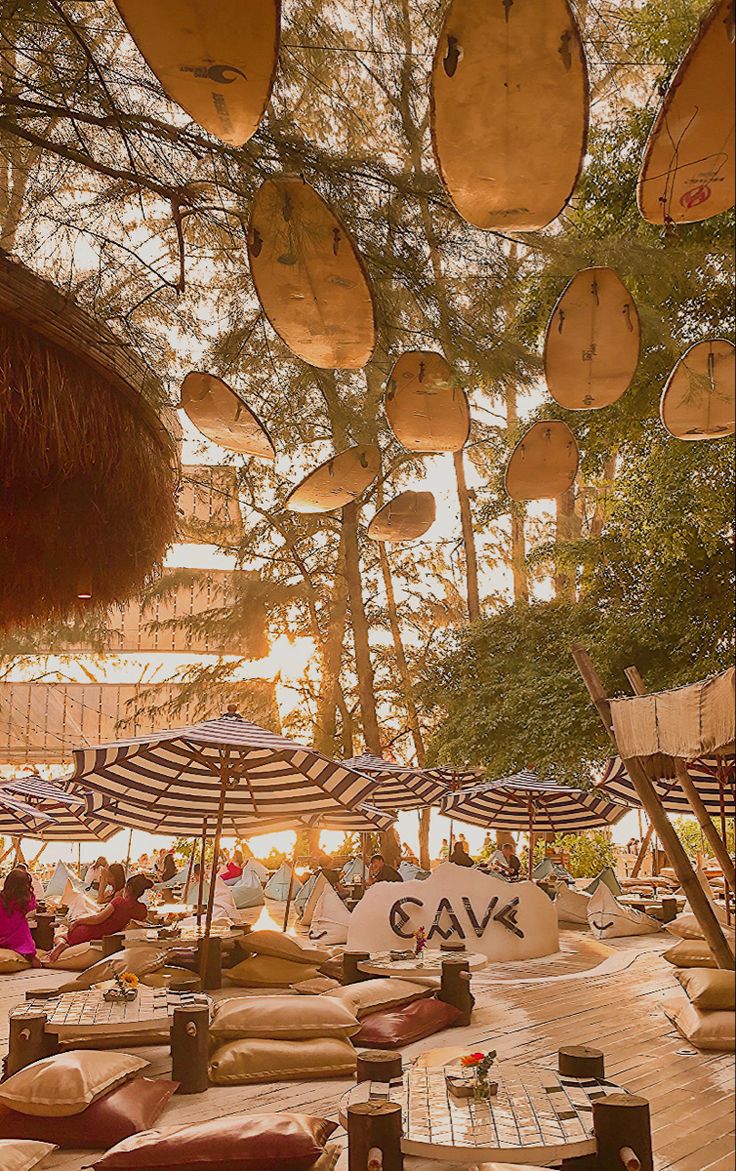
[357,950,487,979]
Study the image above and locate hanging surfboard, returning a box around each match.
[544,267,641,410]
[114,1,280,146]
[430,0,588,231]
[660,339,735,440]
[367,491,436,543]
[180,371,275,459]
[504,421,579,501]
[385,351,470,452]
[285,444,381,513]
[247,176,376,369]
[638,0,735,224]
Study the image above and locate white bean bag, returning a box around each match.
[45,860,82,899]
[242,858,269,883]
[264,862,301,902]
[587,884,661,939]
[555,884,591,926]
[308,885,351,946]
[231,869,266,910]
[300,873,330,928]
[61,881,100,919]
[340,857,366,884]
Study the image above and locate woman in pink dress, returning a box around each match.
[0,868,40,966]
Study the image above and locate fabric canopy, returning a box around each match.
[599,754,735,818]
[439,769,629,834]
[343,752,454,811]
[67,708,378,837]
[0,787,57,835]
[2,777,120,842]
[609,667,735,760]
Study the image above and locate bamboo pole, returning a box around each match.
[200,752,230,985]
[124,828,133,873]
[625,667,736,890]
[527,798,535,880]
[28,842,48,869]
[572,645,734,970]
[631,823,654,879]
[282,845,297,932]
[183,837,197,905]
[717,764,732,927]
[196,819,207,927]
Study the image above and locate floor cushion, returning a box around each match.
[225,955,321,988]
[209,1038,357,1085]
[666,912,707,940]
[140,966,199,989]
[0,949,31,974]
[210,995,359,1042]
[307,886,351,946]
[299,874,330,927]
[0,1052,148,1118]
[241,930,329,966]
[264,863,302,902]
[352,995,462,1049]
[583,867,622,897]
[58,946,166,991]
[663,938,718,969]
[44,860,82,899]
[0,1078,177,1149]
[89,1113,337,1170]
[61,882,100,920]
[324,977,432,1019]
[587,884,660,939]
[555,885,591,926]
[665,1000,735,1051]
[230,872,266,910]
[675,968,736,1011]
[41,941,103,971]
[293,977,340,995]
[310,1145,339,1171]
[0,1140,57,1171]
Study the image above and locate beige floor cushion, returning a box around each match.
[555,885,591,926]
[210,995,360,1042]
[208,1037,357,1085]
[666,1000,735,1051]
[240,929,329,966]
[41,942,103,972]
[59,946,166,991]
[0,949,32,974]
[0,1140,57,1171]
[663,938,725,969]
[587,884,660,939]
[139,966,198,989]
[667,912,707,940]
[0,1052,147,1117]
[307,886,351,946]
[676,967,736,1011]
[225,954,321,987]
[312,1145,340,1171]
[324,977,432,1019]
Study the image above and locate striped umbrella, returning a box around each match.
[439,769,629,878]
[0,789,57,836]
[1,780,120,843]
[599,755,735,818]
[342,753,459,811]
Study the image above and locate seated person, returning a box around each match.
[98,861,126,904]
[449,841,474,868]
[158,851,179,883]
[84,856,108,892]
[219,848,244,882]
[47,874,153,962]
[491,842,521,880]
[367,853,403,885]
[0,868,40,967]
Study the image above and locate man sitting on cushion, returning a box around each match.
[490,842,522,881]
[367,853,403,885]
[46,873,154,962]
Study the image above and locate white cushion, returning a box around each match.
[555,884,590,925]
[300,873,329,927]
[308,885,351,946]
[587,884,661,939]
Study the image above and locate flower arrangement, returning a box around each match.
[104,970,139,1002]
[413,927,427,959]
[458,1049,497,1100]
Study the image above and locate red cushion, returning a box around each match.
[0,1078,178,1149]
[353,995,462,1049]
[89,1113,338,1170]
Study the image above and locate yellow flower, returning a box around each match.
[121,972,139,988]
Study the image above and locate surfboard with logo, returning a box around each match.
[544,268,641,410]
[114,0,280,146]
[248,177,376,370]
[367,491,436,543]
[430,0,588,231]
[638,0,735,224]
[660,339,735,440]
[180,372,275,458]
[285,445,381,513]
[505,421,579,501]
[385,351,470,452]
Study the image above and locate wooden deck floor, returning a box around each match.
[0,932,732,1171]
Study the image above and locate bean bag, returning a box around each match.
[398,862,430,881]
[294,872,319,918]
[308,886,351,946]
[44,861,82,900]
[352,996,462,1049]
[242,858,269,883]
[230,870,266,910]
[153,867,189,892]
[583,867,622,897]
[264,863,301,902]
[587,884,660,939]
[555,884,591,926]
[299,873,330,927]
[339,857,366,885]
[60,881,100,920]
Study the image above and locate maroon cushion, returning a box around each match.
[0,1078,178,1149]
[89,1113,338,1170]
[353,995,462,1049]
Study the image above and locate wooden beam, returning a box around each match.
[631,823,654,879]
[572,646,734,971]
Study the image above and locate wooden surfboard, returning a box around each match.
[638,0,735,224]
[505,421,579,501]
[285,445,381,513]
[180,371,275,458]
[544,267,641,410]
[660,339,735,440]
[114,1,280,146]
[367,491,436,543]
[430,0,588,231]
[248,177,376,369]
[385,351,470,452]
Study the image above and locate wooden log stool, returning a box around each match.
[438,957,474,1026]
[101,933,126,958]
[558,1045,606,1079]
[31,913,56,953]
[343,951,371,985]
[5,1011,57,1079]
[170,1004,209,1094]
[593,1094,653,1171]
[356,1050,403,1084]
[347,1101,403,1171]
[196,936,222,991]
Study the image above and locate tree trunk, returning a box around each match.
[554,487,580,602]
[504,386,529,604]
[312,533,349,757]
[342,501,381,753]
[453,450,481,622]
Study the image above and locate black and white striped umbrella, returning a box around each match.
[439,769,629,835]
[67,708,379,838]
[0,787,57,836]
[2,776,85,807]
[599,755,735,818]
[342,753,457,811]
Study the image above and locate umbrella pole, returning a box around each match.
[200,757,230,985]
[448,819,454,853]
[183,837,197,905]
[124,828,133,873]
[528,800,535,881]
[196,819,208,927]
[282,844,297,932]
[361,831,368,890]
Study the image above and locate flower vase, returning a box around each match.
[473,1072,498,1101]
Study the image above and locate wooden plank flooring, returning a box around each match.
[0,932,732,1171]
